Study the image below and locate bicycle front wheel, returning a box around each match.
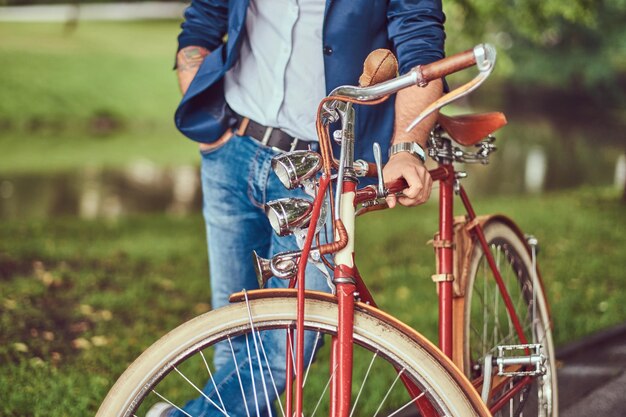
[98,290,490,417]
[463,220,558,417]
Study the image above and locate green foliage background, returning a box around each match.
[448,0,625,94]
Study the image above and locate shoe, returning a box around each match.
[146,402,175,417]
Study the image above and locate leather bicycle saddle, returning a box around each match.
[437,112,507,146]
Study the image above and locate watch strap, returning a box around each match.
[389,141,426,163]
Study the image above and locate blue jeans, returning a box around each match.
[174,135,331,417]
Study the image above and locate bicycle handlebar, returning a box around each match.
[354,167,450,206]
[416,48,476,86]
[329,44,494,102]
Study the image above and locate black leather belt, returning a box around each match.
[234,115,314,152]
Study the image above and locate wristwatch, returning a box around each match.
[389,141,426,163]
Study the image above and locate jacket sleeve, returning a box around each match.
[177,0,229,52]
[387,0,446,75]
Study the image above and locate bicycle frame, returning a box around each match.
[271,44,535,417]
[293,163,533,417]
[276,139,536,417]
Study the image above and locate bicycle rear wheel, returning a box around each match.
[98,291,490,417]
[463,220,558,417]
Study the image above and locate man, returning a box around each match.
[149,1,445,415]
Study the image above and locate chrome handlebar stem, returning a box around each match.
[330,71,419,102]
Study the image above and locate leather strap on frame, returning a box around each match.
[431,273,455,283]
[465,217,482,231]
[429,238,455,249]
[431,215,478,297]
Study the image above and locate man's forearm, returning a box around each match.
[382,79,442,208]
[176,46,210,95]
[392,79,443,147]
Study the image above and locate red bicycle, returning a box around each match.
[98,44,557,417]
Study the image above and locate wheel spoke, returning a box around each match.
[303,331,321,387]
[386,388,427,417]
[173,366,228,416]
[244,291,274,417]
[531,244,538,345]
[151,389,193,417]
[373,368,404,417]
[287,327,297,377]
[493,245,501,352]
[254,329,286,417]
[199,349,227,414]
[244,333,262,417]
[228,336,252,417]
[349,351,378,417]
[482,262,489,358]
[474,321,534,363]
[310,363,337,417]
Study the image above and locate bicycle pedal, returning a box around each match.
[493,344,546,377]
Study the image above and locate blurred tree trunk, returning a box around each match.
[64,2,80,35]
[623,151,626,203]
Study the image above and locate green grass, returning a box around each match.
[1,214,211,416]
[1,188,625,416]
[0,21,180,128]
[0,21,201,172]
[0,129,198,174]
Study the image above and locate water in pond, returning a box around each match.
[0,162,202,220]
[0,127,623,220]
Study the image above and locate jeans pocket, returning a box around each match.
[199,131,235,157]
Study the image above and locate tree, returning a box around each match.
[445,0,626,97]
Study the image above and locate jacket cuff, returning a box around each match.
[177,36,220,53]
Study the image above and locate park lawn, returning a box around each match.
[0,21,202,172]
[1,187,625,416]
[0,128,199,174]
[0,20,181,128]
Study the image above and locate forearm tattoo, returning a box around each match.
[177,46,209,72]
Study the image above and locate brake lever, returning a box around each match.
[372,142,386,198]
[405,44,497,133]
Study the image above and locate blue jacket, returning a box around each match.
[175,0,445,163]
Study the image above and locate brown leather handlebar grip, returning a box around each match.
[417,48,476,84]
[359,49,399,87]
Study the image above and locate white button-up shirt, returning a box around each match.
[224,0,326,142]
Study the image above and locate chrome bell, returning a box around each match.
[271,150,322,190]
[265,198,313,236]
